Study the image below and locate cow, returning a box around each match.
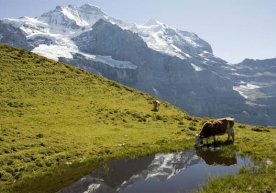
[153,100,160,112]
[195,117,235,147]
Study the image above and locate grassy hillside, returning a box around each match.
[0,43,197,192]
[0,44,275,193]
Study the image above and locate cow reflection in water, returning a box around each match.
[196,148,237,166]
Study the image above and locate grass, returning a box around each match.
[197,123,276,193]
[0,43,275,193]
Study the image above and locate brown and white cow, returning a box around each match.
[195,117,235,147]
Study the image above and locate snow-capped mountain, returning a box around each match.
[132,19,213,60]
[0,4,275,126]
[0,4,214,63]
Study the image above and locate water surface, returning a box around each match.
[58,148,251,193]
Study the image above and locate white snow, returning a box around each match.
[181,36,198,47]
[84,183,101,193]
[255,72,276,77]
[233,87,249,99]
[80,52,137,69]
[32,44,74,61]
[26,32,57,40]
[233,72,276,78]
[240,83,260,90]
[191,63,203,71]
[0,34,2,41]
[21,16,48,27]
[232,72,248,77]
[3,17,49,35]
[132,23,191,60]
[2,18,23,28]
[31,32,79,60]
[233,83,270,101]
[61,6,89,27]
[144,18,165,27]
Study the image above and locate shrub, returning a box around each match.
[238,125,246,128]
[36,134,44,138]
[156,115,163,120]
[178,121,185,125]
[251,127,270,132]
[185,115,192,121]
[189,122,196,126]
[188,126,196,131]
[35,159,44,167]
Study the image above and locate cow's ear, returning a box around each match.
[204,122,210,126]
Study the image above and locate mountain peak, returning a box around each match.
[80,3,102,12]
[54,5,63,11]
[144,18,163,26]
[39,4,107,30]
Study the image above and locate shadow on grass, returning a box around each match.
[196,140,234,149]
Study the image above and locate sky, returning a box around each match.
[0,0,275,63]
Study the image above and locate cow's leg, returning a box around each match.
[227,132,231,141]
[227,122,231,141]
[212,135,216,143]
[231,129,235,142]
[227,124,235,143]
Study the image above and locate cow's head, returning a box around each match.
[195,122,213,147]
[202,122,213,130]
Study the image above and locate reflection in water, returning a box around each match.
[57,156,155,193]
[196,147,237,166]
[58,149,251,193]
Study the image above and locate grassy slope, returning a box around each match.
[0,44,275,193]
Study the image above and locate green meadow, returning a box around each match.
[0,44,275,193]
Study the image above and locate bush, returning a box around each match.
[178,121,185,125]
[238,125,246,128]
[35,159,44,167]
[185,115,192,121]
[251,127,270,132]
[156,115,163,120]
[188,126,196,131]
[189,122,196,126]
[36,133,44,138]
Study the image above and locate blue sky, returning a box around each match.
[0,0,275,63]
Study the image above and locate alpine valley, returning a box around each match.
[1,4,275,126]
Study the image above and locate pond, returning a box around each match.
[58,147,251,193]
